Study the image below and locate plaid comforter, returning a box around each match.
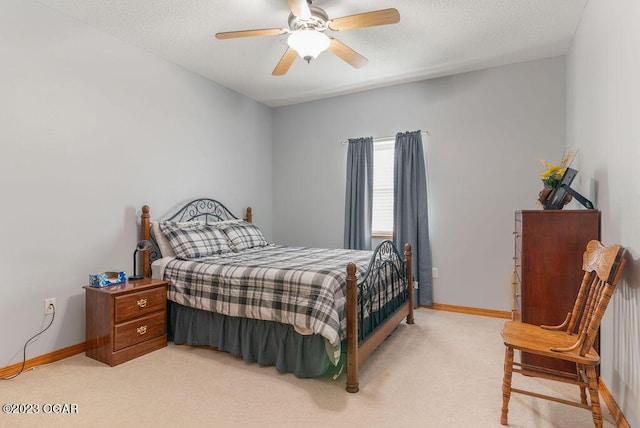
[163,244,373,359]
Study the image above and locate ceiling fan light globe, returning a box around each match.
[287,30,330,61]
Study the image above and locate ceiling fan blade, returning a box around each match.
[272,48,298,76]
[329,8,400,31]
[287,0,311,20]
[216,28,287,39]
[328,38,368,69]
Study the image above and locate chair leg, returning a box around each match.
[580,384,588,405]
[501,346,514,425]
[577,364,588,405]
[585,365,603,428]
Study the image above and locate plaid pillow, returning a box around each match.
[152,220,204,258]
[218,221,268,252]
[159,221,230,259]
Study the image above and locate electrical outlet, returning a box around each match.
[432,268,439,278]
[44,298,56,315]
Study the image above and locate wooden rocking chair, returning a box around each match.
[500,240,627,427]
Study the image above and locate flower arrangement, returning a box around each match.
[539,150,576,189]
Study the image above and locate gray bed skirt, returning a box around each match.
[167,301,337,378]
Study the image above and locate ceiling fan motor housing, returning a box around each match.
[288,6,329,32]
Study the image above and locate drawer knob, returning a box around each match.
[137,298,147,308]
[136,325,147,335]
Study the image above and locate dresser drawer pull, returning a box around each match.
[136,325,147,335]
[137,298,147,308]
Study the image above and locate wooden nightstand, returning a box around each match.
[84,278,168,366]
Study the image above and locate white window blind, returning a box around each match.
[372,139,394,235]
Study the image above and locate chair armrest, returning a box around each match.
[540,312,572,331]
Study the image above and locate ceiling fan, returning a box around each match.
[215,0,400,76]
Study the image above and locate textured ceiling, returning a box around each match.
[35,0,588,107]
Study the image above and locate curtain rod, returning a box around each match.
[340,130,430,145]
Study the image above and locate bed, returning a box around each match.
[139,198,414,392]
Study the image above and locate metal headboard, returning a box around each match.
[141,198,252,277]
[165,198,240,223]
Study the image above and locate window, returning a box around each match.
[372,139,394,236]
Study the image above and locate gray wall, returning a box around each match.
[0,1,273,366]
[567,0,640,424]
[7,2,636,423]
[273,57,566,312]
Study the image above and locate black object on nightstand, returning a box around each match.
[129,240,152,281]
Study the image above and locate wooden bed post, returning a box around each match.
[345,262,359,393]
[405,243,415,325]
[245,207,252,223]
[141,205,151,278]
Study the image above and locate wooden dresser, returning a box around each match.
[84,278,168,366]
[513,210,600,373]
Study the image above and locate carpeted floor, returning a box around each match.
[1,309,616,427]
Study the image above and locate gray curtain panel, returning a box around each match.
[343,137,373,250]
[393,131,433,306]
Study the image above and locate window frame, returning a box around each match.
[371,138,395,237]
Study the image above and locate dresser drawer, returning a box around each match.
[114,287,166,323]
[113,312,165,351]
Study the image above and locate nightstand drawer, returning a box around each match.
[114,312,165,351]
[114,287,166,323]
[85,279,168,366]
